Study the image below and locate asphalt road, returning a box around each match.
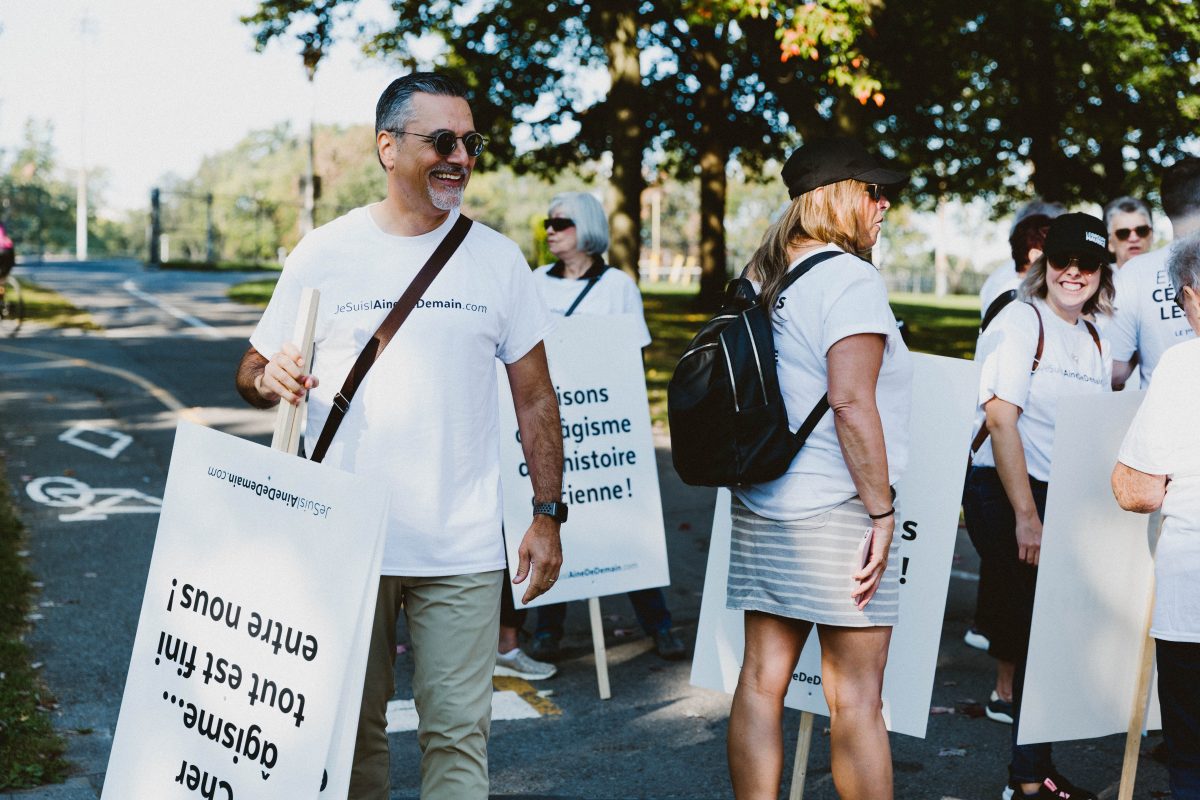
[0,259,1172,799]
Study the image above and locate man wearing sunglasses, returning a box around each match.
[1108,159,1200,389]
[236,72,563,800]
[1104,196,1155,269]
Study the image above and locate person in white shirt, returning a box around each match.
[1103,196,1155,269]
[235,73,564,800]
[1113,235,1200,800]
[1109,158,1200,389]
[726,137,912,800]
[964,213,1114,800]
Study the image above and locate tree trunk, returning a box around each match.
[695,27,730,308]
[601,2,644,280]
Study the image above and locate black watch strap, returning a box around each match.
[532,500,568,523]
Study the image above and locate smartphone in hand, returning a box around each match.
[856,527,874,572]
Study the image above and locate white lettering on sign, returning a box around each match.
[59,422,133,460]
[26,475,162,521]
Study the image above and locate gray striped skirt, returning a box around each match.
[726,494,900,627]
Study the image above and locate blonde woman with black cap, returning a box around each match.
[725,138,912,800]
[963,212,1115,800]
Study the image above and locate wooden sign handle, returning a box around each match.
[1117,513,1163,800]
[788,711,815,800]
[588,597,612,699]
[271,288,320,455]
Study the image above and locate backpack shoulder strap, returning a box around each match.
[970,301,1045,455]
[980,288,1017,332]
[780,250,841,293]
[1083,319,1102,355]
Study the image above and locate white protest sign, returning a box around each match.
[102,421,387,799]
[497,315,669,608]
[690,353,978,738]
[1018,389,1162,744]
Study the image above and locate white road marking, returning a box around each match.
[385,690,542,733]
[122,279,223,338]
[950,569,980,583]
[58,422,133,459]
[26,475,162,522]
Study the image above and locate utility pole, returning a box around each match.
[299,41,321,237]
[76,11,97,261]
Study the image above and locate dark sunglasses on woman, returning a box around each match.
[543,218,575,232]
[1048,254,1105,273]
[1112,225,1152,241]
[392,129,487,158]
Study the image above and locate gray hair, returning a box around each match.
[374,72,469,168]
[548,192,609,256]
[1168,233,1200,298]
[1103,196,1154,229]
[1010,199,1066,236]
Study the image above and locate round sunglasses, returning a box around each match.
[392,129,487,158]
[543,218,575,232]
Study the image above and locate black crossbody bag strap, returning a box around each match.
[564,266,608,317]
[309,214,474,463]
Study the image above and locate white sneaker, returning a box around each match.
[964,626,991,651]
[494,648,557,680]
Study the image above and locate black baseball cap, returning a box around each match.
[1043,212,1115,264]
[780,138,909,199]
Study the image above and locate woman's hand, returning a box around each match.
[852,517,894,610]
[1015,510,1043,566]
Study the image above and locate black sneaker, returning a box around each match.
[986,690,1014,725]
[654,628,687,660]
[528,633,561,662]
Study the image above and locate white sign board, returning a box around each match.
[102,422,387,799]
[497,315,669,608]
[690,353,978,738]
[1019,389,1162,744]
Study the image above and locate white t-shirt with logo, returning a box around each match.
[1107,247,1196,387]
[979,264,1023,321]
[1117,338,1200,642]
[734,245,913,520]
[532,262,652,346]
[971,298,1112,481]
[251,207,554,576]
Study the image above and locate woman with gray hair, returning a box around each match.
[494,191,686,679]
[1113,233,1200,800]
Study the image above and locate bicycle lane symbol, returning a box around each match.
[26,476,163,522]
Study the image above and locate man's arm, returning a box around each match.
[235,344,317,409]
[504,342,564,604]
[1112,359,1134,390]
[1112,462,1168,513]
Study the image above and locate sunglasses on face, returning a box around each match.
[393,129,487,158]
[1048,254,1105,274]
[865,184,890,202]
[1113,225,1152,241]
[543,217,575,232]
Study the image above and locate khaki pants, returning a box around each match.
[349,571,503,800]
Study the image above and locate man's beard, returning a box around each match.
[427,166,468,211]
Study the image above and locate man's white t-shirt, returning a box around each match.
[1107,247,1196,387]
[250,207,554,576]
[971,298,1112,481]
[979,264,1023,321]
[532,261,652,346]
[735,245,913,520]
[1117,338,1200,642]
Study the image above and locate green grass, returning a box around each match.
[0,469,69,790]
[16,280,101,332]
[228,279,280,306]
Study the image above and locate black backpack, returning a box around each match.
[667,251,838,487]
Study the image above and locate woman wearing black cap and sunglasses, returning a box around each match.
[963,212,1115,800]
[725,138,911,799]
